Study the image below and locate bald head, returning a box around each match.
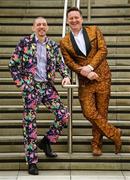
[33,17,47,26]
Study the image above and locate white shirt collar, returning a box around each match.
[71,29,83,37]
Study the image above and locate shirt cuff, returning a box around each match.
[88,65,94,71]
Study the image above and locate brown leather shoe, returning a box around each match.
[115,128,122,154]
[92,145,102,156]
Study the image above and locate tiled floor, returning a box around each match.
[0,170,130,180]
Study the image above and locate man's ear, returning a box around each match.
[32,26,35,32]
[47,25,49,31]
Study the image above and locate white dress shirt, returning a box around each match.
[73,29,86,56]
[72,29,94,70]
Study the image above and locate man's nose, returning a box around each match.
[72,18,76,22]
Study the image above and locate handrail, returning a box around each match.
[87,0,91,22]
[62,0,81,154]
[63,73,79,88]
[62,0,91,154]
[76,0,80,8]
[62,0,73,154]
[62,0,68,38]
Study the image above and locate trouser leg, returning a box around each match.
[22,87,40,164]
[41,82,70,143]
[80,94,118,141]
[79,81,118,143]
[92,91,110,150]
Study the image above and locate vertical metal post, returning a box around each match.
[62,0,91,154]
[62,0,73,154]
[87,0,91,22]
[62,0,68,37]
[62,0,83,155]
[76,0,80,8]
[68,87,73,154]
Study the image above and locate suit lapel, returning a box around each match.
[70,27,91,57]
[82,27,91,55]
[30,33,37,57]
[70,31,85,57]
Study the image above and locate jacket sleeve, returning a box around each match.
[55,46,70,79]
[8,39,24,88]
[60,40,82,74]
[88,26,108,70]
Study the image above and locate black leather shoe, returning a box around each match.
[28,163,39,175]
[37,136,57,158]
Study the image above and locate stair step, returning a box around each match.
[0,136,130,154]
[1,65,130,70]
[93,0,130,5]
[1,71,130,79]
[0,105,130,112]
[1,85,130,93]
[0,144,129,153]
[0,77,130,83]
[0,96,130,106]
[0,0,67,8]
[0,112,128,120]
[0,0,129,7]
[1,35,130,46]
[0,119,129,126]
[0,91,130,96]
[0,121,130,137]
[0,18,130,25]
[1,58,130,66]
[0,135,129,143]
[1,65,130,76]
[0,8,130,17]
[0,25,130,35]
[0,152,130,170]
[0,47,130,58]
[1,53,130,59]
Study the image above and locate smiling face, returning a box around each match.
[67,10,83,34]
[32,17,48,39]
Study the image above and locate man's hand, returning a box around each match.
[62,77,71,86]
[87,72,99,81]
[78,65,92,77]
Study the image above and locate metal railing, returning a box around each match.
[62,0,68,37]
[87,0,91,22]
[62,0,91,154]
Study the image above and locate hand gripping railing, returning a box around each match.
[62,0,91,154]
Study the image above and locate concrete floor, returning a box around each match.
[0,170,130,180]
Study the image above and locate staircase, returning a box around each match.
[0,0,130,170]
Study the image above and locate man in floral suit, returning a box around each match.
[9,17,70,175]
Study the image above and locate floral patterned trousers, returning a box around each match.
[22,81,69,164]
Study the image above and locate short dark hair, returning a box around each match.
[67,7,82,17]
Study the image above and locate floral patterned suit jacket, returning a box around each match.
[60,26,111,86]
[9,33,69,90]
